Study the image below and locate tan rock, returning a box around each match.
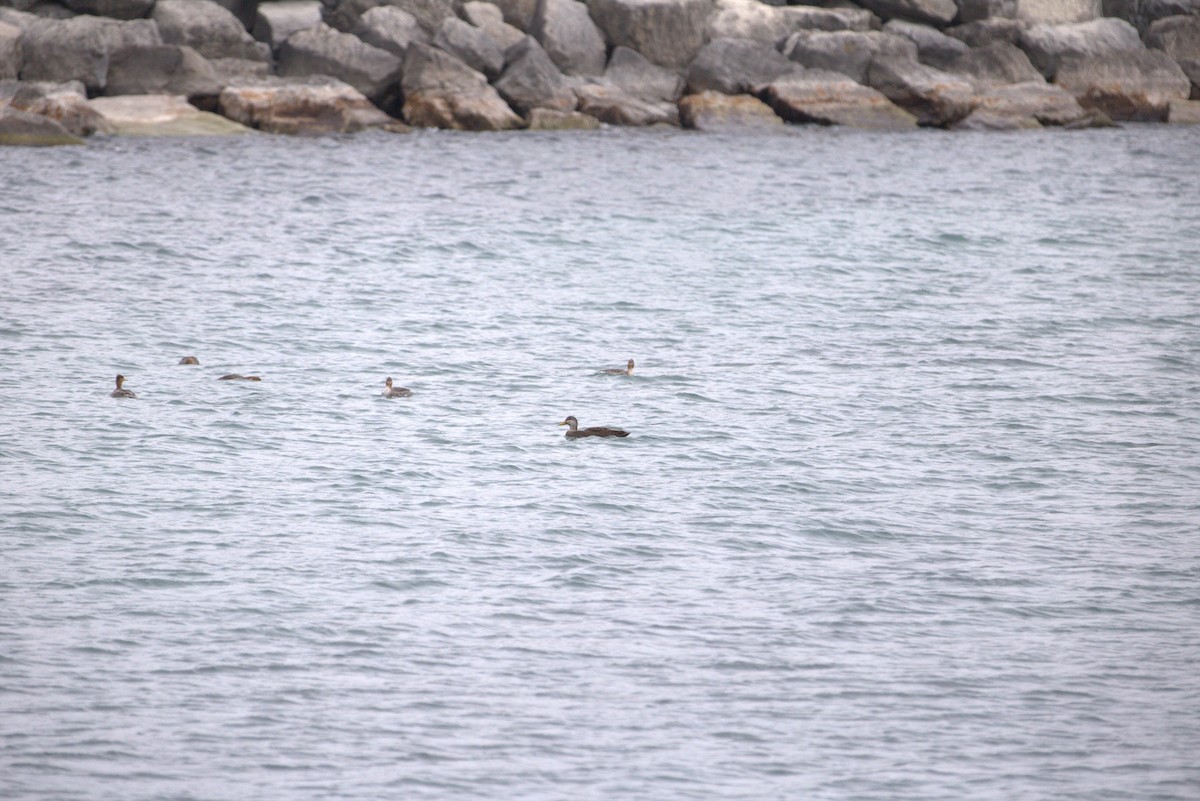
[91,94,253,135]
[527,107,601,128]
[762,70,918,129]
[1167,98,1200,123]
[678,90,782,130]
[220,77,398,134]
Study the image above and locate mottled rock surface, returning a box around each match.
[783,30,914,84]
[1055,48,1191,119]
[220,75,398,133]
[278,23,403,101]
[0,106,85,145]
[1018,17,1143,79]
[401,41,522,129]
[762,69,919,128]
[493,34,576,112]
[91,94,254,134]
[253,1,324,50]
[589,0,714,68]
[686,36,796,94]
[678,90,782,129]
[867,53,976,125]
[105,45,223,98]
[531,0,606,75]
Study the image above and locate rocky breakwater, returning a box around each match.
[2,0,1199,144]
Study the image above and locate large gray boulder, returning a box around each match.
[761,69,919,128]
[884,19,969,69]
[604,44,685,101]
[686,36,796,94]
[948,40,1043,86]
[19,17,110,89]
[219,75,399,133]
[463,1,525,49]
[63,0,155,19]
[575,82,679,124]
[678,90,782,129]
[954,0,1016,24]
[782,29,914,83]
[866,52,975,124]
[1055,48,1191,119]
[90,94,254,134]
[531,0,606,75]
[946,17,1027,46]
[1149,16,1200,97]
[153,0,271,62]
[278,24,403,102]
[105,44,223,97]
[253,1,324,50]
[1016,0,1101,24]
[401,41,522,129]
[706,0,871,45]
[1103,0,1200,35]
[493,34,576,113]
[1147,15,1200,62]
[329,0,462,36]
[353,6,430,58]
[434,16,505,79]
[588,0,714,68]
[0,106,85,145]
[0,79,111,135]
[19,15,159,91]
[0,21,20,80]
[855,0,957,27]
[1018,17,1143,79]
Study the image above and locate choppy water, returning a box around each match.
[2,125,1199,801]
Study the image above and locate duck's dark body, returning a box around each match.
[599,358,635,376]
[558,416,629,439]
[382,377,412,398]
[218,374,261,381]
[566,427,629,439]
[110,374,136,398]
[178,356,199,365]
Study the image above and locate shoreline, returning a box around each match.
[2,0,1199,145]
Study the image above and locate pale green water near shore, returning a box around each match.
[1,126,1199,800]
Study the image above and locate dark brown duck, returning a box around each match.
[558,416,629,439]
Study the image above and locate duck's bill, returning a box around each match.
[557,420,568,426]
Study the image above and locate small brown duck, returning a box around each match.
[558,416,629,439]
[110,374,136,398]
[599,358,635,376]
[218,374,261,381]
[382,377,412,398]
[178,356,199,365]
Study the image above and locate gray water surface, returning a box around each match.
[2,126,1199,800]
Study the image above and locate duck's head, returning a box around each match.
[179,356,199,365]
[627,359,635,372]
[558,416,579,431]
[385,377,393,388]
[115,374,126,387]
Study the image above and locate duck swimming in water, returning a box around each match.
[218,374,261,381]
[558,416,629,438]
[382,377,412,398]
[178,356,199,365]
[110,374,136,398]
[599,358,635,376]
